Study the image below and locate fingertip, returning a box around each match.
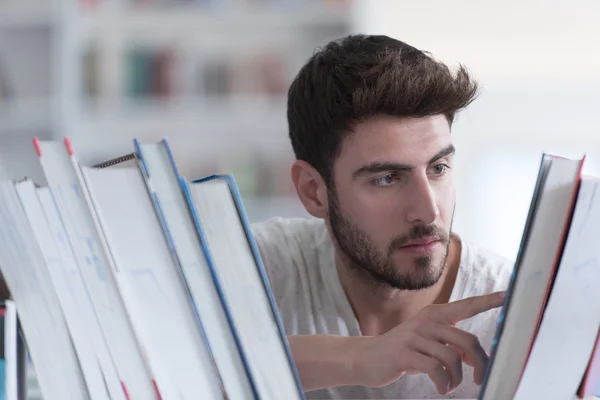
[435,381,449,396]
[474,371,483,385]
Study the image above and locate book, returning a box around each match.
[80,163,225,399]
[186,173,305,399]
[479,153,600,400]
[0,179,90,399]
[15,180,111,400]
[512,175,600,399]
[0,300,27,400]
[579,332,600,398]
[35,138,158,400]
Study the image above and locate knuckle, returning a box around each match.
[433,361,446,377]
[427,358,444,374]
[465,332,482,348]
[403,330,419,344]
[450,351,462,367]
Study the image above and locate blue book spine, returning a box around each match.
[0,359,5,400]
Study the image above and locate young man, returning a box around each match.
[251,34,513,399]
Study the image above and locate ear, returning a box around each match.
[291,160,328,219]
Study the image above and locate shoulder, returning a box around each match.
[251,217,325,246]
[457,238,515,296]
[251,217,327,261]
[250,217,330,282]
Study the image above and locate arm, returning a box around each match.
[288,334,368,391]
[287,292,506,395]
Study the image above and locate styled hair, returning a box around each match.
[287,34,479,184]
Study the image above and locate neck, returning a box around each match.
[336,234,462,336]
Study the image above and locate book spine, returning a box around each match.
[223,174,306,399]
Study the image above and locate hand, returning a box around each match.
[354,291,505,395]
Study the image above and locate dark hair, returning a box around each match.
[287,34,479,184]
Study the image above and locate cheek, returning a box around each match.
[343,186,406,242]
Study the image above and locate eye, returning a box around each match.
[430,163,450,176]
[371,173,399,187]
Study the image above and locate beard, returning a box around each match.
[327,185,452,291]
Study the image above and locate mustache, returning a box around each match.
[390,225,449,249]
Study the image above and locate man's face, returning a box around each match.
[327,114,455,290]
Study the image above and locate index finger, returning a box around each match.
[440,291,506,324]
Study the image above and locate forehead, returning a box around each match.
[339,114,452,165]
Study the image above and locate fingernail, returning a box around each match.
[497,291,505,299]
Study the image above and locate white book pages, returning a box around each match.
[136,141,255,400]
[82,166,225,400]
[190,178,303,400]
[0,180,89,400]
[37,187,126,400]
[514,177,600,400]
[36,140,158,400]
[15,180,110,400]
[4,300,18,400]
[480,156,583,400]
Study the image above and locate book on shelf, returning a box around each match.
[0,136,304,400]
[1,137,600,399]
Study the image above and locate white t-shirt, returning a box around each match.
[251,217,514,400]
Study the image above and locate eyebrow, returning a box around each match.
[351,144,456,179]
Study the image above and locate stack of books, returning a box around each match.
[0,137,304,400]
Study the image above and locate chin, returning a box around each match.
[393,246,444,266]
[390,252,445,284]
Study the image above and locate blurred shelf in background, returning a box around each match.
[0,0,356,195]
[243,195,311,223]
[79,3,349,39]
[0,1,57,29]
[0,97,56,135]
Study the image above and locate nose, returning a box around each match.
[405,173,439,225]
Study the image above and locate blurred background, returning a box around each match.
[0,0,599,261]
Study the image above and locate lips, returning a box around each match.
[400,236,441,248]
[396,236,443,255]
